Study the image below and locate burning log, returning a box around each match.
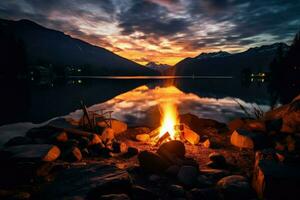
[148,127,160,138]
[156,132,171,146]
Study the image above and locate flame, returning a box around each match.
[158,102,179,140]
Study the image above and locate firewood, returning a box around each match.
[156,132,171,146]
[49,125,94,138]
[149,127,161,138]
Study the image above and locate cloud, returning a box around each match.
[117,0,190,36]
[0,0,299,65]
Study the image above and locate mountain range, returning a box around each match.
[174,43,289,76]
[145,62,172,72]
[0,18,290,77]
[0,19,158,76]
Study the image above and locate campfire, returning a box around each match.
[150,102,200,145]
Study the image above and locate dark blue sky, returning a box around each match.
[0,0,299,65]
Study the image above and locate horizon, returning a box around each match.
[0,0,299,65]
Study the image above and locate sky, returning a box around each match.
[0,0,299,66]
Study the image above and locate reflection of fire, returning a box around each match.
[158,102,180,140]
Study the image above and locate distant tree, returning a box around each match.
[269,31,300,105]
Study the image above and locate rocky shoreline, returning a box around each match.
[0,95,299,200]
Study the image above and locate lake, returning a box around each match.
[0,76,275,126]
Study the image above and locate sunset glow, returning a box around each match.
[1,0,298,65]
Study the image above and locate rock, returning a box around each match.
[208,152,227,168]
[252,151,300,200]
[123,147,139,158]
[88,134,102,146]
[200,169,231,182]
[188,188,222,200]
[61,146,82,162]
[228,119,266,132]
[126,127,151,140]
[286,135,296,152]
[231,129,255,149]
[177,165,198,186]
[230,129,268,149]
[135,134,150,142]
[196,175,213,187]
[168,184,185,197]
[182,125,200,145]
[100,193,130,200]
[88,143,104,156]
[203,139,211,148]
[228,118,246,132]
[148,174,160,182]
[101,128,115,144]
[157,140,185,159]
[264,99,300,133]
[180,113,227,133]
[40,164,132,199]
[99,147,113,158]
[217,175,254,200]
[138,151,170,173]
[112,142,128,153]
[245,120,266,132]
[265,118,283,132]
[209,152,226,164]
[181,157,199,168]
[0,144,60,162]
[4,136,33,147]
[165,165,180,176]
[98,119,127,135]
[51,131,68,143]
[77,137,90,149]
[131,185,157,200]
[81,148,89,157]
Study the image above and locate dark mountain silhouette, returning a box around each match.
[175,43,289,76]
[194,51,231,60]
[0,19,159,76]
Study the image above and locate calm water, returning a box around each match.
[0,76,275,126]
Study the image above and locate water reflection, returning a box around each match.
[1,75,293,126]
[67,85,270,127]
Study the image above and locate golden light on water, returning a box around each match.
[158,102,179,140]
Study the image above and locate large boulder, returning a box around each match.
[228,119,266,133]
[207,152,227,169]
[138,151,170,173]
[177,165,198,186]
[217,175,254,200]
[264,97,300,133]
[157,140,185,159]
[180,113,227,131]
[252,150,300,200]
[230,129,268,149]
[39,164,132,199]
